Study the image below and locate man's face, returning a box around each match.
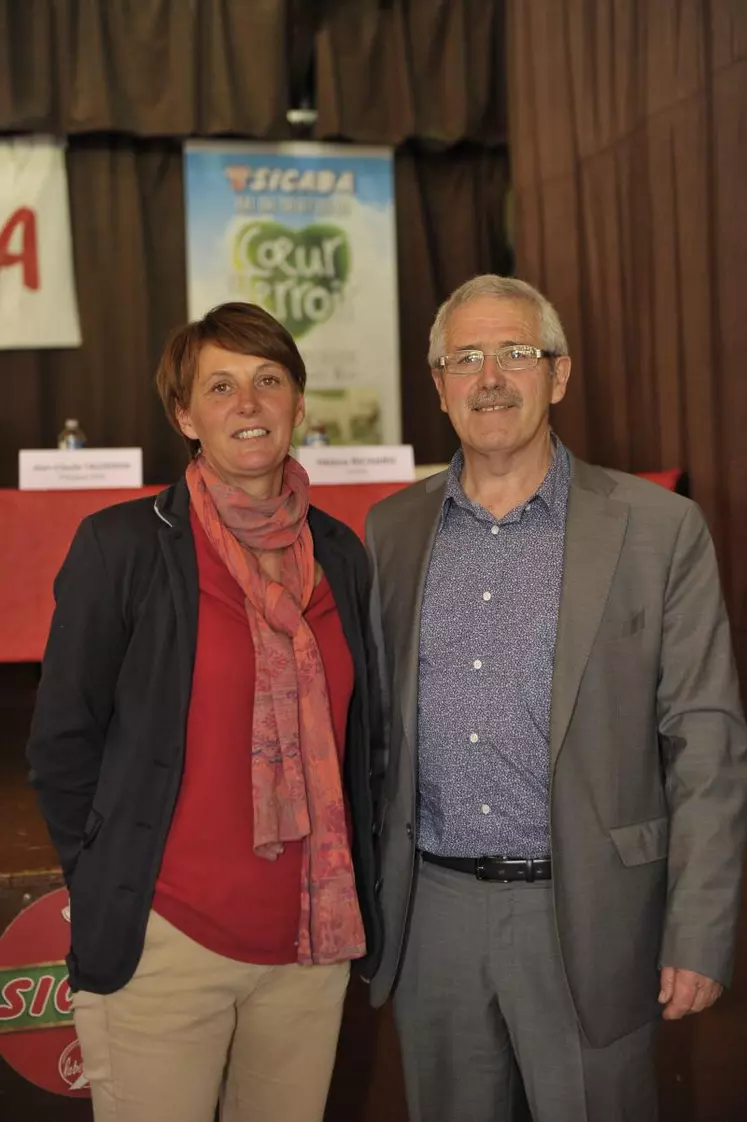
[432,296,571,462]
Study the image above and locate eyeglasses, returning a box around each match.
[437,344,556,376]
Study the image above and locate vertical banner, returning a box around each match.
[184,141,400,444]
[0,138,82,349]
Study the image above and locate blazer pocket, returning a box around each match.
[373,797,389,838]
[601,608,647,642]
[81,808,103,848]
[609,815,669,867]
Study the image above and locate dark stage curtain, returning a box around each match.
[0,0,510,482]
[0,0,293,137]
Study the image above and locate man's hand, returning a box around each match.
[659,966,723,1020]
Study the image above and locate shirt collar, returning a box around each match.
[440,435,570,529]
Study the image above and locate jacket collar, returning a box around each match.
[153,477,191,530]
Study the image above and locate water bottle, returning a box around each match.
[302,424,330,447]
[57,418,87,450]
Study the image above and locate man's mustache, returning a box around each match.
[467,389,522,410]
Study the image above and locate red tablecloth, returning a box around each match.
[0,470,681,663]
[0,483,406,662]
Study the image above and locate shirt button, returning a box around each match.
[480,804,491,815]
[469,732,479,744]
[473,659,482,670]
[482,591,492,601]
[491,525,500,535]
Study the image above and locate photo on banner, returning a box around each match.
[183,141,401,444]
[0,138,81,350]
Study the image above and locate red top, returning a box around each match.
[153,510,355,963]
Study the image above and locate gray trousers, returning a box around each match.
[393,857,658,1122]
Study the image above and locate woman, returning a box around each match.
[26,302,382,1122]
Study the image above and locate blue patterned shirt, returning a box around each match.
[417,441,570,857]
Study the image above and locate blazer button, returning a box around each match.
[406,823,413,839]
[375,876,384,894]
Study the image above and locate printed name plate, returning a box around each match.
[19,448,143,490]
[297,445,415,485]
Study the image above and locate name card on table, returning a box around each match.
[19,448,143,490]
[297,445,415,485]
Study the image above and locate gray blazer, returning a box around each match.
[365,456,747,1047]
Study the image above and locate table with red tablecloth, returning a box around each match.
[0,470,682,663]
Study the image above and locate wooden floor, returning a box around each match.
[1,665,746,1120]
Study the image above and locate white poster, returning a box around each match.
[0,138,82,349]
[184,141,400,444]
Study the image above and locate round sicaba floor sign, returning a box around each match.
[0,888,89,1096]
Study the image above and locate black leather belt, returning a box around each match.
[422,851,552,882]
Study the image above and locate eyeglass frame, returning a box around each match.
[435,344,558,376]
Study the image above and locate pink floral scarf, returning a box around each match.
[186,454,366,965]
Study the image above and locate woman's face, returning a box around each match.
[176,343,305,497]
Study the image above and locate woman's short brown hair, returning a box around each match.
[156,302,307,457]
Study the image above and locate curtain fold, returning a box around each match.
[395,144,511,462]
[507,0,747,674]
[315,0,507,145]
[0,0,507,144]
[0,0,292,137]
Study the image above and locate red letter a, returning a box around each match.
[0,207,40,290]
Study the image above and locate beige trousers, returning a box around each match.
[73,910,350,1122]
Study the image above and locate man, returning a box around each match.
[365,275,747,1122]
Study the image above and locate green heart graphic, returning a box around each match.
[232,220,351,338]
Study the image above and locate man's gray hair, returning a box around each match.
[427,275,569,368]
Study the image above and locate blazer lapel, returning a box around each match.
[388,474,446,759]
[310,513,367,696]
[550,461,628,765]
[155,483,199,717]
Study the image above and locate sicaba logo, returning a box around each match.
[224,164,355,195]
[0,961,73,1031]
[0,888,89,1096]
